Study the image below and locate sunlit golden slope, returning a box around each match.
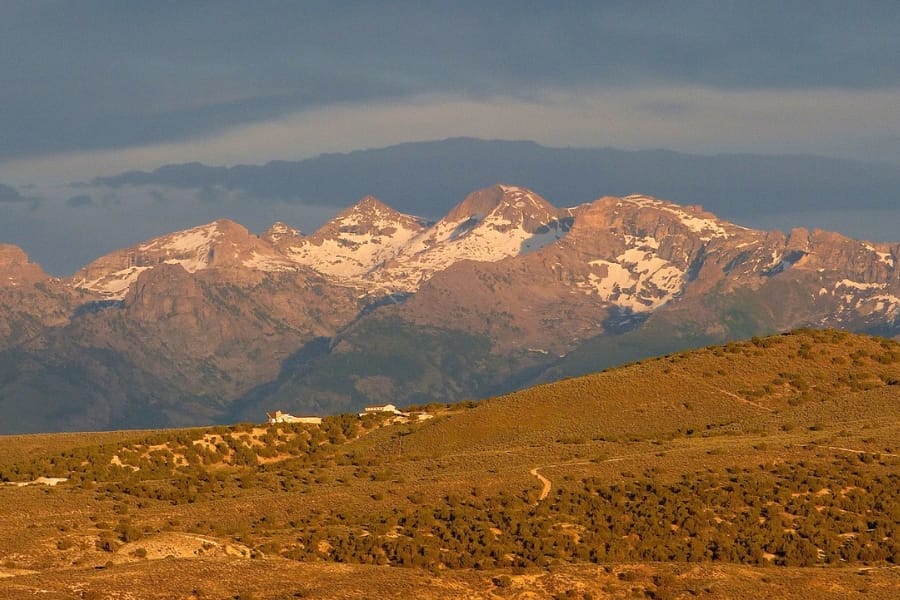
[401,329,900,454]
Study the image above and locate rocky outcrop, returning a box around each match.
[0,245,83,348]
[0,244,48,288]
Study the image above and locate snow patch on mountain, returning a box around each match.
[137,222,224,272]
[875,251,895,267]
[623,235,660,250]
[581,242,686,311]
[281,197,425,280]
[368,186,563,292]
[72,222,231,297]
[285,230,414,278]
[73,220,302,298]
[868,295,900,316]
[622,195,730,240]
[242,251,302,272]
[263,222,302,244]
[830,279,900,320]
[838,280,887,291]
[75,266,152,297]
[520,221,570,255]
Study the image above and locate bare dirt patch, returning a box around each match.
[115,533,251,563]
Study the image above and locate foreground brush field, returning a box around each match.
[1,329,898,599]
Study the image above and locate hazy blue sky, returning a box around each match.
[2,1,899,184]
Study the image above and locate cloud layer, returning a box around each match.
[2,2,899,182]
[4,85,900,185]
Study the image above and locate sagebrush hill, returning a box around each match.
[0,330,898,598]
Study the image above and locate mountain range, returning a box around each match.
[1,184,898,433]
[6,138,900,278]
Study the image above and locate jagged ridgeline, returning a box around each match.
[0,184,898,432]
[0,331,898,598]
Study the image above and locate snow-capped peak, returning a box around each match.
[278,196,428,280]
[442,185,558,232]
[367,185,567,292]
[135,220,233,270]
[262,222,302,244]
[71,219,300,298]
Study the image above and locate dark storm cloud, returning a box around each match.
[2,1,899,161]
[0,183,26,203]
[92,138,900,222]
[65,194,94,207]
[0,182,40,210]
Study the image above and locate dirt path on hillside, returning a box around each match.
[529,467,552,502]
[806,443,899,457]
[672,373,774,413]
[530,458,627,505]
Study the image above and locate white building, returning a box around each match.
[266,410,322,425]
[359,403,404,417]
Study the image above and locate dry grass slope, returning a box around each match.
[402,329,900,454]
[0,328,897,599]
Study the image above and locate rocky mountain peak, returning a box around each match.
[314,195,427,239]
[0,244,48,287]
[70,218,300,298]
[349,194,393,214]
[619,195,735,239]
[262,222,303,245]
[364,186,568,294]
[444,186,507,222]
[444,185,559,233]
[565,195,741,250]
[0,243,29,265]
[277,196,427,281]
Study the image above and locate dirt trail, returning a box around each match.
[530,458,625,505]
[529,467,552,502]
[672,373,774,413]
[806,443,899,457]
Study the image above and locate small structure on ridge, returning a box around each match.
[266,410,322,425]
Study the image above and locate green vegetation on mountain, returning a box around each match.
[231,317,525,421]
